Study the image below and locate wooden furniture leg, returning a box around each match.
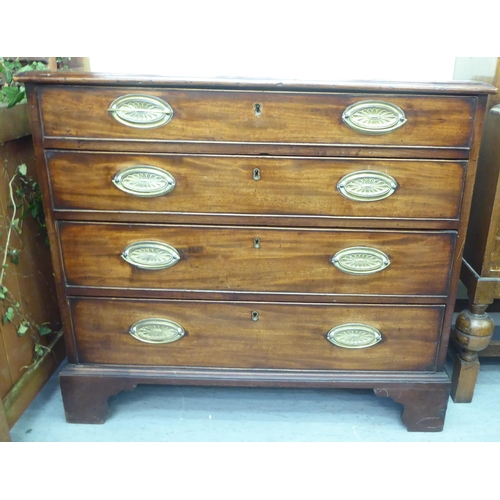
[374,386,450,432]
[451,60,500,403]
[59,372,137,424]
[450,303,495,402]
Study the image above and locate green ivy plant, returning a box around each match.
[0,57,48,108]
[1,163,54,364]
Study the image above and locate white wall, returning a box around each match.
[89,54,457,82]
[85,1,491,82]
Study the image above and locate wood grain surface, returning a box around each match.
[42,138,472,159]
[464,103,500,276]
[17,71,497,95]
[70,298,444,371]
[58,222,456,297]
[46,152,466,221]
[39,86,476,148]
[17,74,493,429]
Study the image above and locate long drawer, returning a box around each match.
[46,152,466,221]
[70,298,444,371]
[58,222,456,297]
[39,86,475,148]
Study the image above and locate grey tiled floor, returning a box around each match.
[9,358,500,442]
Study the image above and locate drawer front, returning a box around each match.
[47,152,466,221]
[39,86,475,148]
[70,298,443,371]
[59,222,455,297]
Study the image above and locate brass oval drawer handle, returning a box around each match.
[331,246,390,275]
[112,165,176,197]
[337,170,398,202]
[108,94,173,128]
[342,100,407,135]
[327,323,382,349]
[121,241,180,270]
[129,318,185,344]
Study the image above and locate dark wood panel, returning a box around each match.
[39,86,476,148]
[49,210,462,230]
[17,71,497,95]
[46,152,466,221]
[479,325,500,357]
[480,342,500,356]
[58,222,456,297]
[463,106,500,275]
[65,286,446,304]
[42,138,472,159]
[70,298,444,371]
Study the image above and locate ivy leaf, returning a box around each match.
[16,65,35,74]
[3,60,21,71]
[11,218,22,234]
[8,90,25,108]
[34,344,44,357]
[8,249,19,265]
[3,307,15,325]
[1,86,18,99]
[18,164,27,176]
[29,203,39,218]
[1,86,25,108]
[0,286,7,299]
[2,86,18,98]
[37,323,52,336]
[2,66,12,84]
[17,322,30,336]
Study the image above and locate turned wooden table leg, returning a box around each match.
[59,372,137,424]
[450,303,495,403]
[374,386,450,432]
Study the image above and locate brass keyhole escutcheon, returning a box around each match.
[251,311,259,321]
[254,237,260,249]
[253,168,261,181]
[254,103,262,116]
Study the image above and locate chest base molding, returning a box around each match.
[59,364,450,432]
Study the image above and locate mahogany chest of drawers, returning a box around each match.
[18,72,495,431]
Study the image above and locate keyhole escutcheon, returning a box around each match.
[254,237,261,249]
[251,311,259,321]
[253,168,261,181]
[254,103,262,116]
